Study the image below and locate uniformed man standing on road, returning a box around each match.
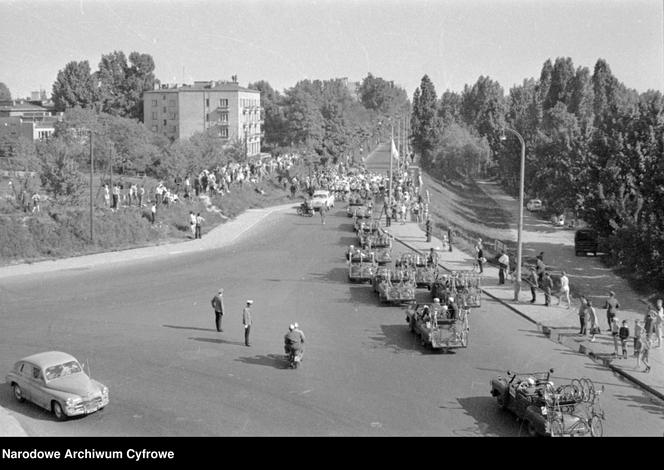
[211,288,225,332]
[243,300,253,346]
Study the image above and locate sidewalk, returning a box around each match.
[384,218,664,402]
[0,202,295,435]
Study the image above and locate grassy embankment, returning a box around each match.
[0,174,296,266]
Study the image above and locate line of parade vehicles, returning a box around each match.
[341,192,606,436]
[345,194,479,353]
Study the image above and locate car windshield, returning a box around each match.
[44,360,83,381]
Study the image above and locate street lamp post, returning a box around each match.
[501,127,525,301]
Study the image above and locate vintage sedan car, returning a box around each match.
[310,190,335,211]
[6,351,109,420]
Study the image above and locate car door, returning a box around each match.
[13,362,32,402]
[27,364,50,410]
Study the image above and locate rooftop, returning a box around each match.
[148,81,259,94]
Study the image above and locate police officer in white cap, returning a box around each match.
[242,300,253,346]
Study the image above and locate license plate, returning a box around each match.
[84,404,99,413]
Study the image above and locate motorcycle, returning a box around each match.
[284,345,304,369]
[296,202,314,217]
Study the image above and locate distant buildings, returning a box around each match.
[143,79,262,157]
[0,94,63,155]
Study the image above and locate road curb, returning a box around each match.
[392,233,664,402]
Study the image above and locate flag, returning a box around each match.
[390,138,400,162]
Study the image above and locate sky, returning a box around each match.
[1,0,662,99]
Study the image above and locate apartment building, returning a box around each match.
[143,80,262,157]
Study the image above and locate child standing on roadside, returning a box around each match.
[618,320,630,359]
[611,316,620,356]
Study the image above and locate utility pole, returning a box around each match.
[89,131,94,243]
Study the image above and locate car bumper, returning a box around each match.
[65,396,109,416]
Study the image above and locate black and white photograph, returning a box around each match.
[0,0,663,449]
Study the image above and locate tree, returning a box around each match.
[97,51,130,117]
[543,57,576,110]
[0,82,11,101]
[434,123,490,178]
[126,52,157,121]
[438,90,462,127]
[411,75,440,168]
[36,138,87,203]
[283,80,325,153]
[358,73,409,116]
[52,61,99,111]
[460,75,506,154]
[249,80,288,148]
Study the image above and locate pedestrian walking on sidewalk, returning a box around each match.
[527,267,538,303]
[578,296,588,335]
[542,272,553,306]
[619,320,630,359]
[604,291,620,332]
[211,288,225,332]
[610,316,621,356]
[498,251,509,285]
[425,217,432,243]
[586,299,599,342]
[559,272,571,308]
[242,300,253,347]
[150,203,156,224]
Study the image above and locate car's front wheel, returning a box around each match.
[12,384,25,403]
[52,401,66,421]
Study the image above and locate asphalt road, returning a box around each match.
[0,170,662,436]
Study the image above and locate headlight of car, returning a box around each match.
[66,397,82,406]
[101,386,109,398]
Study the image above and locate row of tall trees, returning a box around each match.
[410,58,664,282]
[250,73,410,161]
[51,51,157,121]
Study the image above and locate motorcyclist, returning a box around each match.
[284,324,304,360]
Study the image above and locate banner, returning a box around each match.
[390,138,400,162]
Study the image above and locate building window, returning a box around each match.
[163,107,167,113]
[152,125,157,132]
[152,112,157,120]
[219,98,228,107]
[162,95,166,100]
[220,112,228,123]
[206,98,209,107]
[169,112,177,120]
[168,99,176,107]
[219,127,229,138]
[206,114,209,122]
[152,100,157,106]
[172,125,177,133]
[163,119,167,126]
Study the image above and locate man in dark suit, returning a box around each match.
[211,288,225,332]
